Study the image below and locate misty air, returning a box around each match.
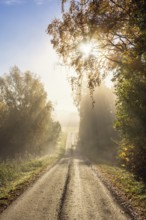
[0,1,146,219]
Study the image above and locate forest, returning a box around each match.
[48,0,146,180]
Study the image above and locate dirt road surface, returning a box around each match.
[0,133,130,220]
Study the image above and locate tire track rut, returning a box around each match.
[58,159,72,220]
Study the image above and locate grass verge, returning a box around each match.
[85,151,146,219]
[96,163,146,219]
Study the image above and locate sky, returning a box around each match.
[0,0,78,118]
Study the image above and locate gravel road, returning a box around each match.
[0,133,131,220]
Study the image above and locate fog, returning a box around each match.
[55,110,79,132]
[78,84,117,161]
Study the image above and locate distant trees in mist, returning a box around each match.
[0,66,61,158]
[79,85,117,160]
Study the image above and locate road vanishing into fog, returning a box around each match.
[0,133,131,220]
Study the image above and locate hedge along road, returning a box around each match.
[0,132,130,220]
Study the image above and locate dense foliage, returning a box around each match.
[115,55,146,178]
[48,0,146,179]
[0,66,61,158]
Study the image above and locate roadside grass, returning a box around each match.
[87,151,146,218]
[82,147,146,218]
[0,133,66,212]
[98,164,146,211]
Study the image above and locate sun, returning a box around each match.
[79,42,93,57]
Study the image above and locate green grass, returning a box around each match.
[84,149,146,217]
[0,155,56,197]
[95,162,146,217]
[0,134,66,211]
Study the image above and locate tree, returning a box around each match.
[48,0,146,178]
[48,0,146,97]
[0,66,61,158]
[115,56,146,178]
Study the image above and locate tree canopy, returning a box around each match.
[48,0,146,97]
